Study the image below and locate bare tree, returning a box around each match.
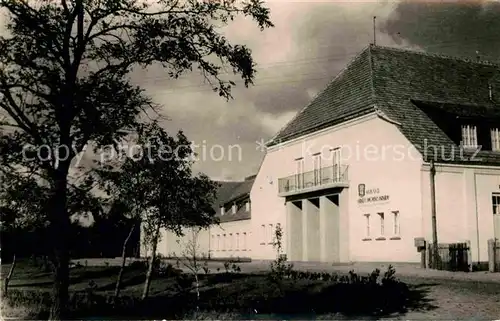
[173,227,208,310]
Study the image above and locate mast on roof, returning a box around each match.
[373,16,377,46]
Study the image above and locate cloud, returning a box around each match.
[260,110,297,136]
[10,1,498,181]
[382,0,500,61]
[129,1,407,180]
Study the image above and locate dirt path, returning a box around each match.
[389,277,500,320]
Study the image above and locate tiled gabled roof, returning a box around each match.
[269,47,376,145]
[268,45,500,165]
[212,176,255,223]
[214,178,254,208]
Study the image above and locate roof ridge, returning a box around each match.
[367,45,377,103]
[215,179,245,183]
[410,98,500,108]
[371,44,500,67]
[267,45,373,146]
[272,105,375,144]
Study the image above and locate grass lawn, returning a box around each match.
[1,258,435,320]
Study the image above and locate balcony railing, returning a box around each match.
[278,164,349,196]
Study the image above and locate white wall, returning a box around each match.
[474,171,500,262]
[421,165,500,264]
[208,219,252,259]
[252,113,424,263]
[421,168,468,244]
[152,219,252,259]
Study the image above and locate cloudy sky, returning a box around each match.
[3,0,500,181]
[133,0,500,181]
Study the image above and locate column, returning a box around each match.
[302,198,320,261]
[320,195,340,262]
[286,201,303,261]
[338,188,350,262]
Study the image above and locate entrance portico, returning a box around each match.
[286,189,350,263]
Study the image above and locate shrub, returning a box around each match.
[156,262,182,278]
[230,262,241,273]
[222,260,241,274]
[129,259,148,270]
[28,255,53,272]
[250,265,410,316]
[175,273,195,292]
[322,265,409,315]
[202,261,210,275]
[268,224,294,286]
[1,290,51,319]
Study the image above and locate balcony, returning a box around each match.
[278,164,349,197]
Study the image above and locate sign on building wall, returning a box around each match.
[357,184,390,205]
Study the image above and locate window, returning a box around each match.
[242,232,247,250]
[378,212,385,236]
[261,224,266,244]
[211,235,215,251]
[392,211,400,236]
[245,201,250,212]
[268,224,274,244]
[492,128,500,151]
[232,203,237,214]
[492,193,500,215]
[236,233,240,250]
[461,124,478,148]
[364,214,370,238]
[296,158,304,173]
[220,206,225,216]
[222,234,226,251]
[295,158,304,188]
[229,233,233,250]
[313,153,321,184]
[332,148,341,181]
[217,235,220,251]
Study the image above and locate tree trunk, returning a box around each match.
[50,252,70,320]
[48,173,71,321]
[3,254,17,295]
[141,222,160,300]
[194,272,200,311]
[114,223,136,301]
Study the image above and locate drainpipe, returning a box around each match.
[473,190,480,266]
[430,160,439,269]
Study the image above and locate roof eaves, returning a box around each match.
[374,105,402,126]
[224,193,250,207]
[372,45,500,67]
[267,104,376,147]
[218,213,251,223]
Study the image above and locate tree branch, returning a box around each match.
[61,0,69,15]
[0,86,43,145]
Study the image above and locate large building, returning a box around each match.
[154,45,500,266]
